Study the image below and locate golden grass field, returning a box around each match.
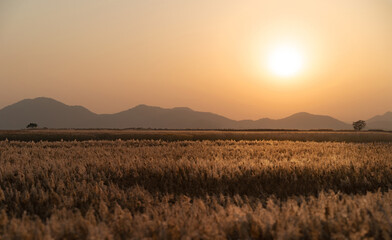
[0,131,392,239]
[1,129,392,142]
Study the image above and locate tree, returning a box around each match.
[26,123,38,129]
[353,120,366,131]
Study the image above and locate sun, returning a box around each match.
[267,44,304,78]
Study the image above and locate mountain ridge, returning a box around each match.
[366,111,392,130]
[0,97,390,130]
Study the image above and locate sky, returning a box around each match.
[0,0,391,122]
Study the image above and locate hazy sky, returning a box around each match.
[1,0,391,121]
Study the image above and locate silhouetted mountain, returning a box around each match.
[367,112,392,130]
[0,97,371,130]
[0,97,98,129]
[251,112,351,130]
[99,104,236,129]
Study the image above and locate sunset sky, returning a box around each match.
[1,0,391,122]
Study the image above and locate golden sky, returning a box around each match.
[1,0,391,121]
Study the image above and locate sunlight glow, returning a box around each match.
[267,45,304,78]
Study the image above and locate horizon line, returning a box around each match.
[1,96,390,124]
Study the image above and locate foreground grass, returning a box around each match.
[0,140,391,239]
[2,191,391,239]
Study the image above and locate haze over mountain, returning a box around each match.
[0,97,389,130]
[367,112,392,130]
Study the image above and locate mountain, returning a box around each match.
[0,97,359,130]
[0,97,98,129]
[98,104,237,129]
[366,112,392,130]
[0,98,238,129]
[251,112,350,130]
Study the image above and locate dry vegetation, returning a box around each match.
[0,139,391,239]
[1,129,392,143]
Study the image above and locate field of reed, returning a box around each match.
[0,138,391,239]
[1,129,392,143]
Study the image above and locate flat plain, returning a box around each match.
[0,130,391,239]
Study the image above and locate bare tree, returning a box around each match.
[352,120,366,131]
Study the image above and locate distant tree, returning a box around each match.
[26,123,38,129]
[352,120,366,131]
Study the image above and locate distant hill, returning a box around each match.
[249,112,351,130]
[367,112,392,130]
[0,98,98,129]
[99,104,237,129]
[0,97,376,130]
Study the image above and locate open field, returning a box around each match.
[1,129,392,143]
[0,138,391,239]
